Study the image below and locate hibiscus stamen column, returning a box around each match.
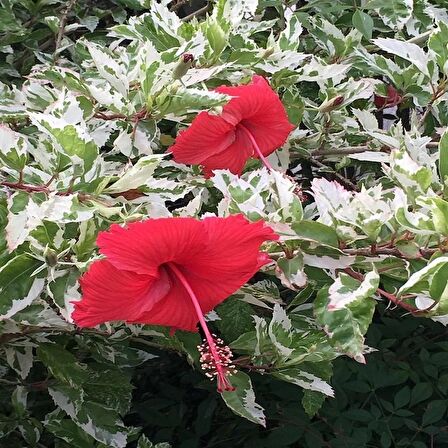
[238,123,274,172]
[168,263,236,392]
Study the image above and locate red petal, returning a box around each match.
[169,112,235,165]
[136,273,199,332]
[96,218,206,276]
[201,126,253,176]
[216,75,294,157]
[182,215,279,313]
[72,260,170,327]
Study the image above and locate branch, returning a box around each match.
[93,111,128,120]
[343,246,438,260]
[181,3,211,21]
[309,158,359,191]
[0,181,51,194]
[54,0,77,58]
[311,146,374,157]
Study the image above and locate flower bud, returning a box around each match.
[172,53,194,80]
[374,84,402,108]
[318,95,344,113]
[44,248,58,267]
[261,47,275,58]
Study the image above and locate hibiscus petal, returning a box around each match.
[169,112,235,164]
[182,214,279,313]
[201,126,253,176]
[72,260,170,327]
[217,75,294,157]
[136,273,198,332]
[96,217,206,276]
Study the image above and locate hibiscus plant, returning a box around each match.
[1,0,448,446]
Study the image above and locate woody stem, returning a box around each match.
[239,124,274,172]
[168,263,225,375]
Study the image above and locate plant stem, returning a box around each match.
[54,0,78,60]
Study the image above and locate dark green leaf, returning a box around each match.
[352,10,373,40]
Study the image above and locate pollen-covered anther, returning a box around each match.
[198,336,236,392]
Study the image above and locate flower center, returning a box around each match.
[238,123,274,172]
[167,263,236,392]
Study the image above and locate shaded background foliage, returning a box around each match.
[130,310,448,448]
[2,0,448,447]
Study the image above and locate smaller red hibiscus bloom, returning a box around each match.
[72,215,278,391]
[169,75,295,176]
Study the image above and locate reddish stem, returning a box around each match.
[0,180,72,196]
[0,181,48,193]
[239,123,274,171]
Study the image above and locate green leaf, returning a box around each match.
[137,434,171,448]
[396,240,422,259]
[430,263,448,303]
[105,155,164,193]
[367,0,413,31]
[276,254,307,290]
[291,220,339,248]
[11,386,28,417]
[439,130,448,187]
[4,345,34,380]
[326,271,379,310]
[425,197,448,236]
[0,254,44,319]
[422,400,447,426]
[45,409,97,448]
[48,383,131,448]
[29,113,99,173]
[268,304,293,357]
[204,20,227,59]
[373,37,431,77]
[156,87,229,117]
[394,386,411,408]
[83,365,133,415]
[278,13,303,51]
[352,10,373,40]
[302,390,326,418]
[314,282,376,362]
[428,22,448,75]
[37,344,89,388]
[85,42,129,96]
[388,149,433,196]
[18,419,41,445]
[0,126,28,171]
[215,297,254,342]
[221,372,266,426]
[273,368,334,396]
[398,256,448,296]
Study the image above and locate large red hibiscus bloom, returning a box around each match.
[169,75,294,176]
[72,214,278,391]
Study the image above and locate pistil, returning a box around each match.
[239,123,274,172]
[168,263,236,392]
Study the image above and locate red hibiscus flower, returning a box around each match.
[72,214,278,391]
[169,75,294,176]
